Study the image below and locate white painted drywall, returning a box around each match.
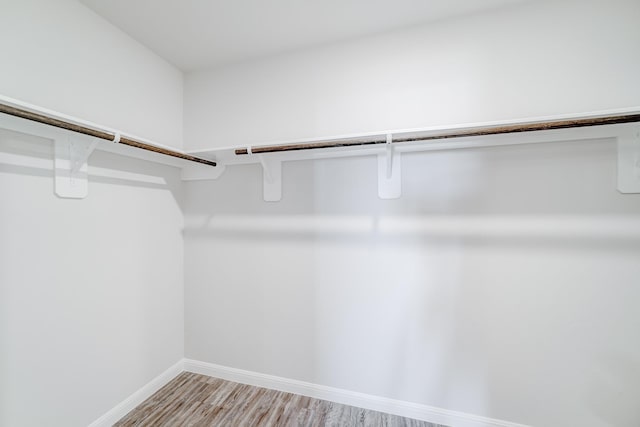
[79,0,530,70]
[0,0,184,149]
[183,138,640,427]
[0,130,184,427]
[183,2,640,426]
[184,0,640,150]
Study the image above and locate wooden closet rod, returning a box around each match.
[235,113,640,155]
[0,102,217,167]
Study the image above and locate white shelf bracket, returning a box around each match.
[618,127,640,193]
[259,155,282,202]
[70,139,99,175]
[54,135,98,199]
[378,134,401,199]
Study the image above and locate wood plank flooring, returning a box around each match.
[115,372,445,426]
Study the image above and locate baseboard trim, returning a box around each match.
[88,359,184,427]
[183,358,530,427]
[87,358,530,427]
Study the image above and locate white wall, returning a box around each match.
[0,130,184,427]
[183,1,640,426]
[184,0,640,150]
[0,0,184,149]
[2,1,638,426]
[0,2,186,425]
[184,138,640,427]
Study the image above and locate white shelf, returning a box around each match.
[1,94,638,200]
[186,108,640,201]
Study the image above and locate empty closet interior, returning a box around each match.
[1,1,639,426]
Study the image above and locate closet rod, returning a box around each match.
[0,102,217,167]
[235,113,640,155]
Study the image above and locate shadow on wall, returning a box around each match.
[183,213,640,251]
[0,127,182,203]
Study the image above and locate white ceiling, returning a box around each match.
[81,0,527,71]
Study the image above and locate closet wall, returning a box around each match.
[183,1,640,426]
[184,140,640,427]
[0,0,184,149]
[184,0,640,150]
[0,1,185,426]
[1,0,639,426]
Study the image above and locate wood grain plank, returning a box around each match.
[115,373,445,427]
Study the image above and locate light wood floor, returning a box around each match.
[115,372,444,426]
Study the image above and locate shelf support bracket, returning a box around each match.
[378,134,401,199]
[260,155,282,202]
[54,135,98,199]
[618,127,640,193]
[70,139,99,175]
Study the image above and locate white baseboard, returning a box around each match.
[183,358,530,427]
[87,358,531,427]
[88,359,184,427]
